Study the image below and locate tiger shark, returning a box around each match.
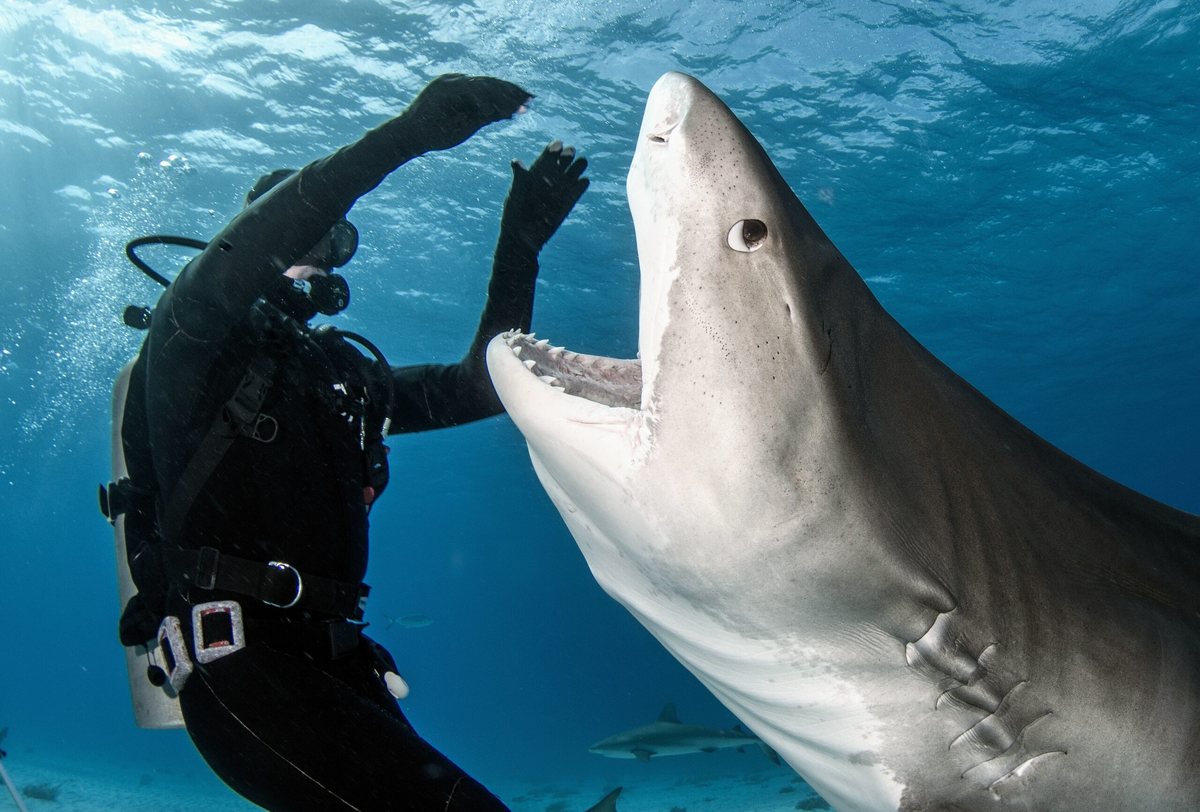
[588,702,780,763]
[485,72,1200,811]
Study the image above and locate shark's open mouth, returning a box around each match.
[499,330,643,411]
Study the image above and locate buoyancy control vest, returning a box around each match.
[101,290,393,729]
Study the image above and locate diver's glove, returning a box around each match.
[399,74,532,155]
[499,141,590,255]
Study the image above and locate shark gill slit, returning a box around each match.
[947,680,1030,752]
[959,711,1060,782]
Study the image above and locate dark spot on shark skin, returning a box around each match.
[850,750,881,766]
[795,798,832,810]
[818,324,834,374]
[669,807,687,812]
[779,785,796,793]
[544,802,568,812]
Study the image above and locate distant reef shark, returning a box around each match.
[487,72,1200,812]
[589,703,779,764]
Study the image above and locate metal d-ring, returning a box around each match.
[264,561,303,609]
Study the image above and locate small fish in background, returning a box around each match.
[382,614,433,630]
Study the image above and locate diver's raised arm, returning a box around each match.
[386,141,589,432]
[167,75,531,338]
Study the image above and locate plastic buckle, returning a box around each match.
[195,546,220,590]
[226,368,268,427]
[99,478,129,524]
[354,583,371,620]
[263,562,303,609]
[155,615,193,694]
[326,620,360,659]
[99,483,113,523]
[191,601,246,664]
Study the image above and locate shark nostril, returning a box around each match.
[647,123,677,145]
[728,219,768,252]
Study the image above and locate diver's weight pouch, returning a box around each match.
[111,358,185,729]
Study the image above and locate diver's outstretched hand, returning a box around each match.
[402,74,531,154]
[501,141,590,254]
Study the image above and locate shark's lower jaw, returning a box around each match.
[498,330,643,411]
[488,329,653,485]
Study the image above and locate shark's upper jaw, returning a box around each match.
[494,333,641,410]
[485,330,649,482]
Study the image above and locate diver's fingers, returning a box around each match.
[566,156,588,181]
[527,141,563,176]
[466,76,533,121]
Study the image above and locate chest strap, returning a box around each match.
[162,546,369,621]
[159,351,277,546]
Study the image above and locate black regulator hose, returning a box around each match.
[335,330,394,424]
[125,235,208,288]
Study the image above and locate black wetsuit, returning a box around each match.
[138,110,541,812]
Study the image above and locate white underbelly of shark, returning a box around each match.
[487,72,1200,812]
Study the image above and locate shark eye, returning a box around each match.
[727,219,767,253]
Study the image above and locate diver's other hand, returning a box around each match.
[402,74,531,154]
[501,140,590,254]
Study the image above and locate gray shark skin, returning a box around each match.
[486,72,1200,812]
[589,703,780,763]
[584,787,621,812]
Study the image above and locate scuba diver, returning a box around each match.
[105,74,590,811]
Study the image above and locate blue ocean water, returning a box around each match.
[0,0,1197,808]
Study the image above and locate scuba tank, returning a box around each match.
[102,236,203,729]
[108,358,186,729]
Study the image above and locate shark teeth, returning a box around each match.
[502,330,643,409]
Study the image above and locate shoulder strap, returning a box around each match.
[158,350,277,544]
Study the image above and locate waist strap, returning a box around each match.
[244,617,362,660]
[163,546,369,620]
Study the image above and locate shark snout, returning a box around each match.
[638,72,736,150]
[639,72,697,144]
